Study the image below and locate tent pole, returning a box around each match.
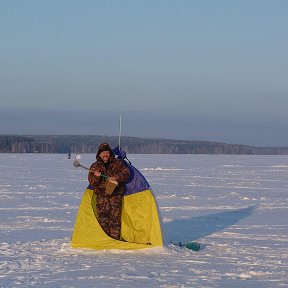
[118,114,122,149]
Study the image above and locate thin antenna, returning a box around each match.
[118,114,122,149]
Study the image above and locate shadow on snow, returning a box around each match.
[164,205,256,244]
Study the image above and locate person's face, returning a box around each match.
[99,151,110,163]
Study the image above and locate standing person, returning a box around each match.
[88,143,130,240]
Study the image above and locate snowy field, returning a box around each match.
[0,153,287,288]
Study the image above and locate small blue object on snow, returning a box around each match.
[171,241,201,251]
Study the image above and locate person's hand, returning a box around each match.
[109,176,117,182]
[94,171,101,177]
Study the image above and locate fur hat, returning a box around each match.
[97,142,113,157]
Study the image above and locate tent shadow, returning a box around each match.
[163,205,256,243]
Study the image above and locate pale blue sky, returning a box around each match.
[1,0,288,146]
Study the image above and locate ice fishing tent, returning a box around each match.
[71,147,164,250]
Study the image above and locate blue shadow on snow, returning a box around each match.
[164,205,256,244]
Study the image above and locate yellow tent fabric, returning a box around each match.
[71,188,163,250]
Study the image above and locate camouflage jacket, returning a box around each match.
[88,156,130,196]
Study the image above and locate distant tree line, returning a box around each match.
[0,135,288,155]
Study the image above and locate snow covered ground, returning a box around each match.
[0,153,287,288]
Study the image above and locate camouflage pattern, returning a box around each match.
[95,191,123,239]
[88,143,130,240]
